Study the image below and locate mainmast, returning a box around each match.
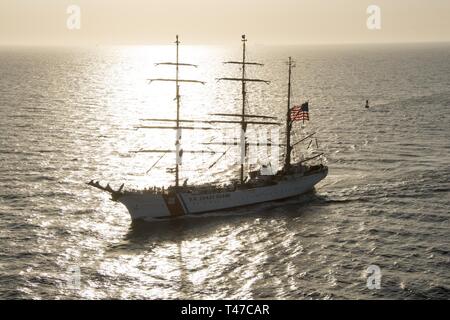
[218,35,270,184]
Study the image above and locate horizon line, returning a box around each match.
[1,40,450,48]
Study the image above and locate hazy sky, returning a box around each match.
[1,0,449,45]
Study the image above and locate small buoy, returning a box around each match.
[365,100,370,108]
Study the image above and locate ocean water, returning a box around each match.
[0,43,449,299]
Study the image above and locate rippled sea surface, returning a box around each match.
[0,43,449,299]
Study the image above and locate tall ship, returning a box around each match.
[88,35,328,220]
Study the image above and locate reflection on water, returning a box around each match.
[0,43,449,299]
[102,193,326,299]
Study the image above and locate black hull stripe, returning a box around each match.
[177,194,190,214]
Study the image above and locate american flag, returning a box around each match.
[291,102,309,122]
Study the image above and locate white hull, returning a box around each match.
[118,169,327,221]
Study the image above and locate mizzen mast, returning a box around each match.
[284,57,294,170]
[283,57,319,171]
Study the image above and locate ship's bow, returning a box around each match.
[117,193,171,220]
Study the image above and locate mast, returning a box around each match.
[175,35,181,188]
[140,35,276,187]
[240,36,247,183]
[284,57,294,170]
[144,35,204,188]
[217,35,270,184]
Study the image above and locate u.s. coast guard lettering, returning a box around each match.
[188,193,231,201]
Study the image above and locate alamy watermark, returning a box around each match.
[65,5,379,32]
[66,265,81,290]
[66,5,81,30]
[366,265,381,290]
[367,5,381,30]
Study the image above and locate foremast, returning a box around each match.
[143,35,205,188]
